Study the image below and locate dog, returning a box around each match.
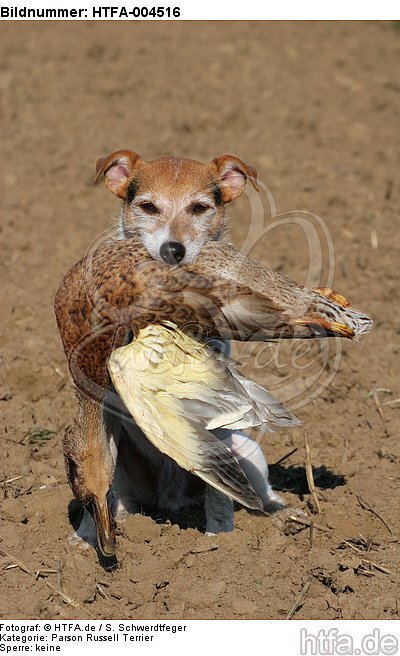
[70,152,301,555]
[94,149,258,265]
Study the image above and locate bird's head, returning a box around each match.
[64,423,116,558]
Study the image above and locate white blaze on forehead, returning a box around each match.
[171,157,183,181]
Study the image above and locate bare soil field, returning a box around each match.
[0,21,399,620]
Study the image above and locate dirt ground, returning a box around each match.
[0,21,399,620]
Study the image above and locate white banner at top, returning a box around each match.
[0,0,399,21]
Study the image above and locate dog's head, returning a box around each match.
[94,150,258,265]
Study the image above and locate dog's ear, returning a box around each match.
[210,155,258,203]
[94,150,141,199]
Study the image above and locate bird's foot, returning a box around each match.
[313,286,350,308]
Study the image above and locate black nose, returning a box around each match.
[159,241,186,264]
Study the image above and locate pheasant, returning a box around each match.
[55,236,372,556]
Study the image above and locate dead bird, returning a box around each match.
[55,236,372,556]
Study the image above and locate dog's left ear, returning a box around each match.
[94,149,141,199]
[210,155,258,203]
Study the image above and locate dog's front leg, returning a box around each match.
[205,485,234,535]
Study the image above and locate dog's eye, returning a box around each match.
[140,202,159,214]
[191,203,209,215]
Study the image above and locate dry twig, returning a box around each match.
[287,516,394,576]
[356,494,392,535]
[381,398,400,407]
[304,430,321,514]
[56,560,64,606]
[0,475,26,488]
[286,576,313,619]
[360,559,391,576]
[35,568,57,580]
[309,520,314,549]
[96,583,109,600]
[0,549,90,613]
[370,229,378,250]
[364,388,392,422]
[271,447,298,467]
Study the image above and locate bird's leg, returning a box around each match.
[63,391,116,557]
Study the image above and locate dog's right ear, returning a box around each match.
[94,150,141,199]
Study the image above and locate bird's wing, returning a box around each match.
[169,355,300,432]
[205,367,301,431]
[146,321,300,432]
[107,336,264,510]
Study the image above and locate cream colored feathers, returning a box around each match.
[108,322,299,510]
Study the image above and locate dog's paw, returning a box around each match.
[272,507,308,535]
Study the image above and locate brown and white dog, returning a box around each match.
[94,150,258,265]
[71,151,294,554]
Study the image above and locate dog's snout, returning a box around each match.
[160,241,186,264]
